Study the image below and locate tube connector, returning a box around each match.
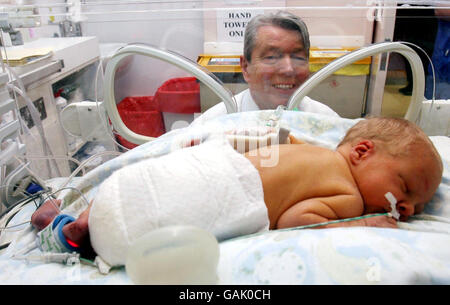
[13,252,80,266]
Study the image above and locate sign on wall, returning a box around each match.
[216,10,263,42]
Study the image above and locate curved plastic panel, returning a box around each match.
[287,42,425,123]
[104,44,237,145]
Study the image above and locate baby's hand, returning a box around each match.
[288,134,305,145]
[363,215,398,228]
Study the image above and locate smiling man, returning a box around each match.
[193,11,339,125]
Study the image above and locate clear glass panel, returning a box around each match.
[109,51,234,149]
[0,0,448,182]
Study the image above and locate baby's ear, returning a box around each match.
[349,140,375,165]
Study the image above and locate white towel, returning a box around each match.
[88,136,269,266]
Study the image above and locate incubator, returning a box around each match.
[0,0,449,285]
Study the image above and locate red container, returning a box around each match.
[116,96,166,149]
[155,77,200,113]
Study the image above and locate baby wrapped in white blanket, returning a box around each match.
[88,136,269,266]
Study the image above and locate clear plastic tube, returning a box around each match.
[61,150,123,189]
[400,41,436,107]
[0,220,30,232]
[0,153,87,206]
[40,186,91,211]
[6,82,61,177]
[14,154,86,176]
[0,193,40,236]
[223,213,393,244]
[12,156,49,193]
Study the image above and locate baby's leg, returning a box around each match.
[31,198,93,253]
[61,204,91,248]
[31,198,61,230]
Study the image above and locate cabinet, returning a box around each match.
[4,37,115,180]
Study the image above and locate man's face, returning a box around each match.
[241,25,310,110]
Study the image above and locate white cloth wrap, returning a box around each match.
[88,137,269,266]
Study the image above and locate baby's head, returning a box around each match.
[337,117,443,220]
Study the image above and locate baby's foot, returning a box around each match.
[62,206,91,248]
[33,200,94,256]
[31,199,61,230]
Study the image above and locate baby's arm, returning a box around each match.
[277,196,397,229]
[228,127,304,153]
[288,134,305,145]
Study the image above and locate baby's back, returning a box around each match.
[245,144,362,228]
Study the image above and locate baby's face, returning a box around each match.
[357,150,442,221]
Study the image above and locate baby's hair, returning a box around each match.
[338,117,441,162]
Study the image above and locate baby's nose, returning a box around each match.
[397,202,415,219]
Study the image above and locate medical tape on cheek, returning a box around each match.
[384,192,400,220]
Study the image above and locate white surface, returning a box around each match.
[125,225,219,285]
[419,99,450,136]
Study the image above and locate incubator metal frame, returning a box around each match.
[287,41,426,123]
[104,42,426,146]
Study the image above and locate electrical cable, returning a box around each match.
[0,190,47,251]
[0,190,44,220]
[0,185,88,254]
[0,242,10,250]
